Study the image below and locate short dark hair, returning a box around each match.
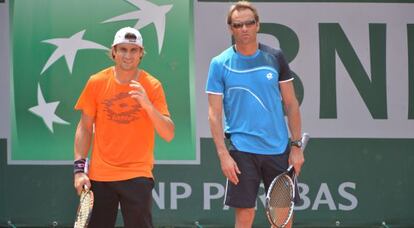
[227,1,259,25]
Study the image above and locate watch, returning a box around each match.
[290,139,302,148]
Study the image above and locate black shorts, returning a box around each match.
[88,177,154,228]
[224,145,300,208]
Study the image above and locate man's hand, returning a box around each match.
[74,172,91,195]
[218,152,241,185]
[289,146,305,176]
[129,80,152,110]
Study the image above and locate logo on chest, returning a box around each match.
[102,92,141,124]
[266,72,273,80]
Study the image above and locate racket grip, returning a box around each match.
[301,132,310,149]
[84,158,89,174]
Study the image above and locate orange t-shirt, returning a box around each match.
[75,67,170,181]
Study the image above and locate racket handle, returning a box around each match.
[301,132,310,149]
[85,158,89,174]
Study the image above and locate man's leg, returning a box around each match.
[270,214,293,228]
[235,208,255,228]
[285,214,293,228]
[225,150,261,228]
[117,177,154,228]
[88,181,119,228]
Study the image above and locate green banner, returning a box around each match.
[2,138,414,227]
[10,0,196,164]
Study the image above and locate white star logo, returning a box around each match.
[41,30,108,74]
[102,0,173,54]
[28,84,70,133]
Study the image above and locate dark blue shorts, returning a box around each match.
[224,145,300,208]
[88,177,154,228]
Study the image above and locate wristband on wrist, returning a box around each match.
[74,158,86,174]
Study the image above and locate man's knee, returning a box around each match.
[235,208,255,227]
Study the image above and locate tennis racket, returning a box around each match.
[74,158,93,228]
[74,186,94,228]
[265,133,310,228]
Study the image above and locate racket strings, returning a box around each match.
[268,175,294,227]
[74,190,94,228]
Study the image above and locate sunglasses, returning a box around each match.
[231,19,257,29]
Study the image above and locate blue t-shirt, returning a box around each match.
[205,43,293,155]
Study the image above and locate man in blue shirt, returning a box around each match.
[206,1,304,227]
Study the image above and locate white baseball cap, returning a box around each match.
[112,27,143,48]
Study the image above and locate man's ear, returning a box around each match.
[111,47,116,59]
[140,50,144,59]
[228,25,234,36]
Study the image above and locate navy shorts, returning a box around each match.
[88,177,154,228]
[224,145,300,208]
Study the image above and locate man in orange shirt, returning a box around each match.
[73,27,175,228]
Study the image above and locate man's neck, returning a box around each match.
[114,67,139,84]
[235,42,258,56]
